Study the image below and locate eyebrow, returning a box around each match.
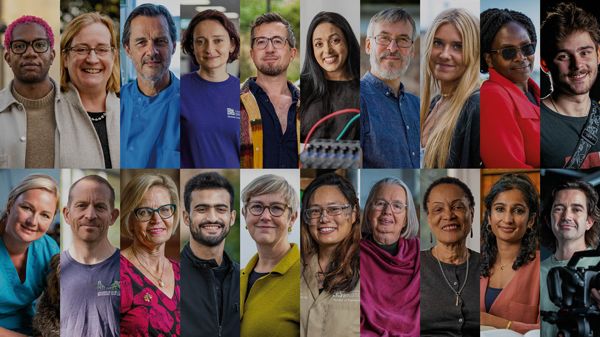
[377,31,410,37]
[556,45,595,53]
[194,34,226,38]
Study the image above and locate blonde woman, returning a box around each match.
[420,8,480,168]
[59,12,120,168]
[0,174,60,337]
[120,174,180,336]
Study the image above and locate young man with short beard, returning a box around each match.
[240,13,299,168]
[541,3,600,168]
[180,172,239,337]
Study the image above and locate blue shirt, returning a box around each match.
[248,79,299,168]
[360,71,420,168]
[120,71,180,168]
[0,235,59,334]
[180,72,240,168]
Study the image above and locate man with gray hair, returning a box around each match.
[361,8,420,168]
[120,3,180,168]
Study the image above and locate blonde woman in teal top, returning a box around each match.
[240,174,300,337]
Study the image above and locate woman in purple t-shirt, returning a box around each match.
[180,10,241,168]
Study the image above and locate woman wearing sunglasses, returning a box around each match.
[240,174,300,337]
[299,172,360,336]
[480,8,540,168]
[120,174,180,336]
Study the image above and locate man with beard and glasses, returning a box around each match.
[360,8,420,168]
[240,13,299,168]
[1,15,58,168]
[181,172,240,337]
[540,180,600,336]
[60,175,120,337]
[120,4,180,168]
[541,3,600,168]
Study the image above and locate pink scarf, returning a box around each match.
[360,237,420,337]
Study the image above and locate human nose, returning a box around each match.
[570,54,584,71]
[83,206,97,220]
[387,39,399,53]
[85,49,100,62]
[502,211,514,224]
[440,44,451,59]
[206,207,219,221]
[381,202,392,215]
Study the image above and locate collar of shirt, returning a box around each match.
[362,71,405,99]
[183,242,232,271]
[247,77,299,104]
[132,71,179,103]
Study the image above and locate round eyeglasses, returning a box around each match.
[370,35,413,48]
[10,39,50,54]
[134,204,176,222]
[373,200,407,214]
[246,202,289,217]
[65,45,114,57]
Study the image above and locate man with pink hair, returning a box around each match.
[0,15,58,168]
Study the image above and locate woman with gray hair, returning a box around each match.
[119,173,180,336]
[240,174,300,337]
[360,177,420,337]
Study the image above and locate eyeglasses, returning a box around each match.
[370,35,413,48]
[65,45,114,57]
[252,36,288,50]
[489,43,535,60]
[304,204,351,220]
[246,202,290,217]
[10,39,50,54]
[134,204,176,222]
[373,200,407,214]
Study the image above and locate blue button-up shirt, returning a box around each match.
[360,71,420,168]
[121,72,180,168]
[248,79,299,168]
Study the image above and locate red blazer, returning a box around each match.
[481,68,540,168]
[479,251,540,334]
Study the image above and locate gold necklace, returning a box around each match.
[132,247,165,288]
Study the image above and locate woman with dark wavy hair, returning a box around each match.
[300,172,360,336]
[300,12,361,143]
[480,173,540,333]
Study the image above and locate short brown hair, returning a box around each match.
[541,2,600,63]
[182,10,240,65]
[250,12,295,48]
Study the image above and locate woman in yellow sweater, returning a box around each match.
[240,174,301,336]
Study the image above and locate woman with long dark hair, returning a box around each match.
[480,173,540,333]
[300,12,361,143]
[300,172,360,336]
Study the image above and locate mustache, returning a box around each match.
[197,220,226,227]
[142,55,163,64]
[380,51,402,59]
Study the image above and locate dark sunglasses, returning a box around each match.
[489,43,535,60]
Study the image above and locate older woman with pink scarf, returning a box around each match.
[360,177,420,336]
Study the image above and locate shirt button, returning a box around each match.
[17,105,23,111]
[129,147,134,151]
[412,152,415,156]
[453,281,458,286]
[459,318,464,323]
[406,125,410,129]
[19,136,26,142]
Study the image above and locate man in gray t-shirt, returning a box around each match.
[60,175,120,337]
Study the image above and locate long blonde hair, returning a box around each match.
[420,8,480,168]
[0,174,59,234]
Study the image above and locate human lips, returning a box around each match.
[511,63,530,72]
[317,226,337,234]
[435,63,456,71]
[147,226,167,235]
[19,223,38,235]
[20,62,41,69]
[496,225,517,233]
[440,223,461,231]
[558,221,577,230]
[377,217,395,226]
[567,71,589,82]
[81,67,103,74]
[323,55,339,64]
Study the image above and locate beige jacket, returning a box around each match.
[0,79,61,167]
[57,83,119,168]
[0,80,119,168]
[300,254,360,337]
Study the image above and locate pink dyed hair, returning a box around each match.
[3,15,55,51]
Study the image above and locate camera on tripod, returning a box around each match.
[541,249,600,337]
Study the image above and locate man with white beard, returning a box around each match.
[180,172,240,337]
[361,8,420,168]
